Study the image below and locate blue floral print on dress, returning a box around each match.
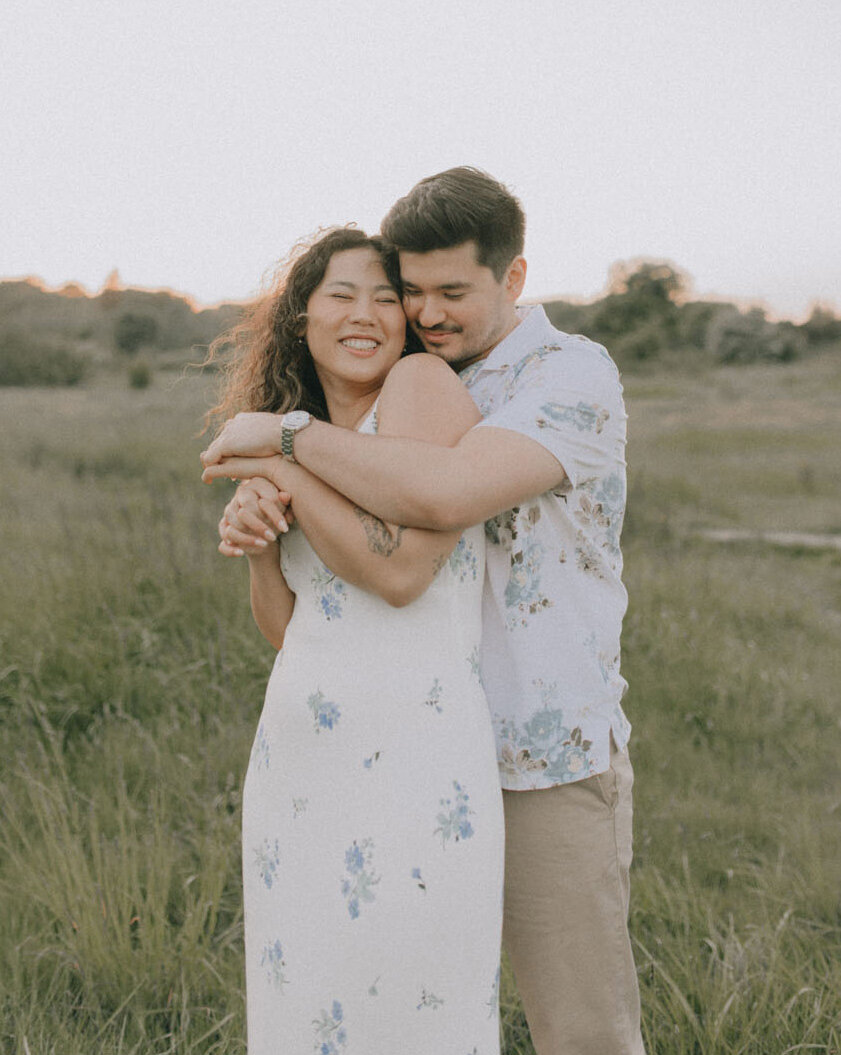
[260,939,288,989]
[312,1000,347,1053]
[466,645,482,683]
[253,722,270,771]
[341,839,380,919]
[307,690,341,733]
[487,965,501,1018]
[416,988,445,1011]
[411,867,426,892]
[254,838,281,890]
[312,563,347,620]
[423,678,443,713]
[435,781,475,846]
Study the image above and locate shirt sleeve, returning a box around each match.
[473,340,626,489]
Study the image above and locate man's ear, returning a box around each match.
[504,256,527,301]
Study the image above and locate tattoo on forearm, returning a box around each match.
[353,506,405,557]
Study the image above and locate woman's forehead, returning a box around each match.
[321,247,391,286]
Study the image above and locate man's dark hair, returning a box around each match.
[381,166,525,281]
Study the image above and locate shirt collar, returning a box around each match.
[459,304,555,380]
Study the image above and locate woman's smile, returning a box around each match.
[340,336,381,357]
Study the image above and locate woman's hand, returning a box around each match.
[218,477,293,557]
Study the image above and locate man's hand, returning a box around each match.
[202,453,292,488]
[218,477,293,557]
[201,412,284,468]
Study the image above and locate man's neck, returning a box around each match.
[457,307,524,371]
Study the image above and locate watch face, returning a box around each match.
[283,411,311,430]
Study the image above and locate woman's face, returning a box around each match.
[304,247,407,392]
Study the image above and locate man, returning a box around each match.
[203,167,644,1054]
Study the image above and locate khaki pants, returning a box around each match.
[502,747,645,1055]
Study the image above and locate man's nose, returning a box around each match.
[415,296,445,328]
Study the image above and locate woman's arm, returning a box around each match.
[221,354,482,607]
[245,544,296,650]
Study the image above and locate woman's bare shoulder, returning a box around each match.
[378,353,480,443]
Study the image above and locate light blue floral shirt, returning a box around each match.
[460,305,631,791]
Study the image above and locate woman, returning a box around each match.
[204,228,503,1054]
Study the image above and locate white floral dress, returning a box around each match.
[241,405,503,1055]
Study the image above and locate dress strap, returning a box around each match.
[356,396,380,435]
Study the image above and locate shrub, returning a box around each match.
[542,299,590,337]
[128,361,152,389]
[115,313,159,355]
[706,308,804,364]
[676,301,725,350]
[0,331,87,387]
[612,321,665,363]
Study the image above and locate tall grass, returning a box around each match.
[2,356,841,1053]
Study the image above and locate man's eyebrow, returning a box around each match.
[401,280,473,291]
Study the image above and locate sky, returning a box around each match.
[2,0,840,319]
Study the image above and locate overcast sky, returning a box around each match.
[2,0,839,318]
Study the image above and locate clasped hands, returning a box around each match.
[200,413,296,558]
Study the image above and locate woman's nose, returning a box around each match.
[349,297,376,323]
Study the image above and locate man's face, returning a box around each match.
[398,242,524,370]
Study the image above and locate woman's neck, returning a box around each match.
[320,380,382,431]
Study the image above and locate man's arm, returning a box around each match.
[292,422,565,530]
[202,410,565,532]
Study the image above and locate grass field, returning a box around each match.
[1,353,840,1054]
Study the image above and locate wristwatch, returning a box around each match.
[279,411,312,463]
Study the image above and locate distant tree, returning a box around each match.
[606,260,689,305]
[588,260,689,354]
[99,269,124,311]
[802,304,841,345]
[59,282,88,299]
[115,313,159,355]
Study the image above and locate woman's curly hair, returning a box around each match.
[204,226,416,431]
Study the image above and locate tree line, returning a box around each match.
[1,262,839,387]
